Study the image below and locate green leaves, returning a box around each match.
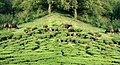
[113,1,120,19]
[0,0,119,19]
[0,2,4,8]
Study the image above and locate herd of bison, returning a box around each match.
[3,23,120,33]
[1,22,120,43]
[4,23,18,28]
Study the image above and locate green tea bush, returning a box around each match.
[80,33,88,39]
[20,38,27,41]
[22,35,29,38]
[0,25,3,30]
[14,17,26,24]
[103,39,114,45]
[56,33,67,38]
[33,34,48,39]
[12,34,22,40]
[0,32,14,41]
[0,36,7,41]
[112,37,120,45]
[95,33,102,37]
[33,29,41,34]
[0,14,13,23]
[76,29,83,32]
[38,28,48,33]
[25,41,39,50]
[86,46,100,55]
[27,32,34,36]
[80,39,91,44]
[85,34,93,39]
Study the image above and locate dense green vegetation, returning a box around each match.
[0,0,120,65]
[0,0,120,29]
[0,13,120,65]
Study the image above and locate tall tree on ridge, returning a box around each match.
[47,0,57,14]
[70,0,78,18]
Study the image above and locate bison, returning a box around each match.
[105,28,114,33]
[116,28,120,33]
[60,24,72,29]
[4,23,9,28]
[4,23,17,28]
[9,24,17,28]
[68,29,75,32]
[32,27,37,31]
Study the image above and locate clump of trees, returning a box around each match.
[0,0,120,29]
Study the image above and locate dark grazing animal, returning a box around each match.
[116,28,120,33]
[32,27,37,31]
[61,24,72,29]
[105,28,114,33]
[9,24,17,28]
[4,23,17,28]
[68,29,75,32]
[4,23,9,28]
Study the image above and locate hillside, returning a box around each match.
[0,13,120,65]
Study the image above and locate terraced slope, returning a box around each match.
[0,13,120,65]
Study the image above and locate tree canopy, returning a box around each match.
[0,0,120,25]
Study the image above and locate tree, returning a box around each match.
[0,1,5,13]
[59,0,79,18]
[46,0,57,14]
[0,0,12,14]
[70,0,78,18]
[113,1,120,20]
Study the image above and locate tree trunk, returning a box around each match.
[48,3,51,14]
[74,9,77,19]
[61,0,64,5]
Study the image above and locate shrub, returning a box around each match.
[12,34,22,40]
[33,34,48,39]
[103,39,114,45]
[0,14,13,23]
[22,35,29,38]
[85,34,93,39]
[0,32,14,41]
[80,39,91,44]
[86,45,100,55]
[112,37,120,45]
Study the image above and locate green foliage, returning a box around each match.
[113,1,120,20]
[0,0,120,29]
[112,36,120,45]
[0,0,120,64]
[0,14,120,65]
[0,31,13,41]
[0,1,4,10]
[12,33,22,40]
[0,14,13,23]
